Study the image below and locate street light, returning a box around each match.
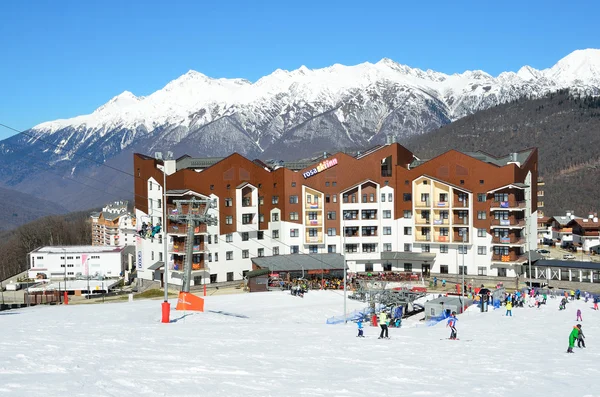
[155,151,173,304]
[343,211,352,324]
[86,258,90,299]
[62,248,67,304]
[462,229,466,308]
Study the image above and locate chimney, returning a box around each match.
[507,152,520,167]
[594,217,599,223]
[589,213,594,219]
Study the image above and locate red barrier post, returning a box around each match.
[161,301,171,323]
[203,284,206,297]
[64,291,69,305]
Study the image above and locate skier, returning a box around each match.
[505,301,513,316]
[594,296,599,311]
[576,308,583,322]
[356,319,365,338]
[567,324,581,353]
[446,312,458,340]
[378,311,389,339]
[577,327,586,348]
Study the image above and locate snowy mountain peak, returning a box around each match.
[548,48,600,84]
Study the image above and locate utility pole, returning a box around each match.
[168,197,218,292]
[155,152,173,304]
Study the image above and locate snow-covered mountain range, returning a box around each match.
[0,49,599,209]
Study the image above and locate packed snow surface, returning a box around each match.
[1,290,599,396]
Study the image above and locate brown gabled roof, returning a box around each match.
[568,218,600,229]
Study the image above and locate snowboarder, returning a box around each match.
[378,311,389,339]
[446,312,458,340]
[577,327,586,348]
[567,324,581,353]
[505,301,513,316]
[576,308,583,322]
[356,319,365,338]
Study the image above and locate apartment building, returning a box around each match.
[133,143,539,286]
[90,201,137,246]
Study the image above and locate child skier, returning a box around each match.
[356,319,365,338]
[594,296,599,311]
[567,324,581,353]
[576,309,583,322]
[505,301,513,316]
[577,327,585,348]
[446,312,458,340]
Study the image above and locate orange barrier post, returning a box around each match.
[161,301,171,323]
[63,291,69,305]
[203,284,206,297]
[176,292,204,312]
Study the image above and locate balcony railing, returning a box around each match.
[415,200,430,208]
[167,224,208,234]
[491,254,527,263]
[490,201,526,209]
[434,201,449,208]
[306,218,322,226]
[171,262,206,271]
[169,243,205,253]
[434,235,450,243]
[432,219,449,225]
[415,235,431,242]
[415,218,431,225]
[453,218,469,225]
[491,219,526,227]
[453,235,469,243]
[492,237,526,245]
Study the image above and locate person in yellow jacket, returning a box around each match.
[378,311,389,339]
[505,301,513,316]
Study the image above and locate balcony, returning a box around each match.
[434,235,450,243]
[171,262,206,271]
[452,234,469,243]
[167,203,206,217]
[491,254,527,263]
[167,223,208,234]
[306,217,322,226]
[415,235,431,242]
[453,218,469,225]
[490,201,526,210]
[169,243,205,253]
[241,198,254,207]
[415,218,431,225]
[432,218,449,225]
[490,219,526,228]
[492,236,526,245]
[415,200,430,208]
[433,201,449,208]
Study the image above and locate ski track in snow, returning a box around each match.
[0,291,599,396]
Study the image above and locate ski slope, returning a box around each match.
[0,290,599,396]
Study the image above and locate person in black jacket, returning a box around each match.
[578,328,586,348]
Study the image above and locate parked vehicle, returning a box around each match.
[537,249,551,254]
[563,254,576,260]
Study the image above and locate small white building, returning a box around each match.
[28,246,134,280]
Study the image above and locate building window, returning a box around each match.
[208,235,212,244]
[225,198,232,207]
[404,263,412,272]
[273,247,279,256]
[325,182,330,187]
[214,234,218,244]
[257,231,264,240]
[272,230,279,239]
[422,244,430,253]
[226,251,233,260]
[332,194,337,203]
[290,195,298,204]
[383,243,392,252]
[362,194,367,203]
[478,246,487,255]
[272,196,279,204]
[383,210,391,219]
[343,210,358,220]
[478,228,486,237]
[325,194,330,203]
[460,180,464,185]
[290,229,299,237]
[241,232,249,241]
[272,213,279,222]
[308,228,318,237]
[403,193,412,201]
[478,266,487,276]
[345,244,358,253]
[365,263,374,272]
[309,245,318,254]
[403,227,412,236]
[477,211,487,220]
[362,226,376,236]
[259,196,264,206]
[362,210,377,220]
[440,245,448,253]
[258,248,264,257]
[458,245,467,254]
[226,233,233,243]
[215,253,218,262]
[226,216,233,225]
[242,250,249,259]
[494,193,509,202]
[327,211,336,220]
[290,212,299,221]
[306,194,311,203]
[404,243,411,252]
[388,193,392,202]
[381,193,386,202]
[259,214,265,223]
[327,228,336,236]
[208,253,212,262]
[383,227,392,235]
[149,181,152,190]
[242,214,252,224]
[369,193,375,202]
[477,193,486,202]
[458,266,467,275]
[328,245,336,253]
[440,265,449,274]
[209,184,214,190]
[308,212,318,221]
[292,182,296,187]
[403,210,412,219]
[291,245,299,254]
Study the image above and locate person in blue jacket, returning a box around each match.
[446,312,458,339]
[356,319,364,337]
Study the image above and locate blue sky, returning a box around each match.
[0,0,598,139]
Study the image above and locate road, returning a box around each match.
[537,245,598,262]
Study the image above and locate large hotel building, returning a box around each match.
[133,143,538,286]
